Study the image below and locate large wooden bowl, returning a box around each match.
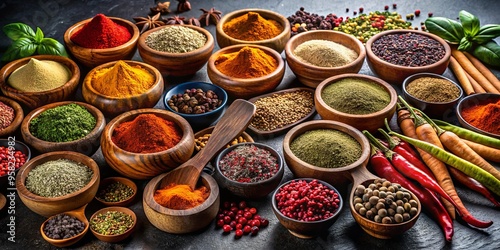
[285,30,365,88]
[100,108,195,180]
[282,120,370,191]
[0,55,80,110]
[89,206,137,243]
[40,205,89,248]
[315,74,397,133]
[21,101,106,156]
[82,60,164,118]
[216,8,291,53]
[0,96,24,137]
[143,172,220,234]
[207,44,285,99]
[138,25,214,76]
[64,17,140,68]
[16,151,100,217]
[366,29,451,85]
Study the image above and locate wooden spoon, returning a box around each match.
[40,204,89,247]
[160,99,256,190]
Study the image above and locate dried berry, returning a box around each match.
[415,10,421,16]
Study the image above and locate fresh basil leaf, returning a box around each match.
[2,23,35,40]
[34,27,44,43]
[472,24,500,44]
[425,17,464,44]
[38,37,68,57]
[458,37,473,51]
[472,41,500,67]
[1,37,36,62]
[459,10,480,38]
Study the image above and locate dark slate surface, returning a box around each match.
[1,0,499,249]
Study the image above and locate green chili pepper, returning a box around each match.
[432,119,500,149]
[388,131,500,197]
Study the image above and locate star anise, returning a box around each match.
[150,1,171,15]
[165,15,186,25]
[187,17,200,27]
[176,0,191,13]
[133,12,165,33]
[199,7,222,26]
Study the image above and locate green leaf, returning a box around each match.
[1,37,37,62]
[473,24,500,44]
[472,41,500,67]
[459,10,480,37]
[425,17,464,44]
[38,37,68,57]
[2,23,35,40]
[34,27,44,43]
[458,37,473,51]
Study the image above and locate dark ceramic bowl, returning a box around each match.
[164,81,228,131]
[456,93,500,139]
[0,139,31,192]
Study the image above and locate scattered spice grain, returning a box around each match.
[406,77,460,103]
[8,58,71,92]
[293,39,358,67]
[145,25,206,53]
[0,101,14,130]
[90,210,134,235]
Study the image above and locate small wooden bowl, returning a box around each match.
[64,17,140,68]
[214,142,284,199]
[16,151,100,217]
[0,139,31,192]
[282,120,370,190]
[100,108,195,180]
[315,74,398,133]
[284,30,365,88]
[366,29,451,85]
[0,55,80,110]
[40,205,89,248]
[216,8,291,53]
[95,177,137,207]
[138,25,214,76]
[89,206,137,243]
[207,44,285,99]
[0,96,23,137]
[271,178,343,238]
[21,101,106,156]
[143,172,220,234]
[456,93,500,139]
[82,60,164,118]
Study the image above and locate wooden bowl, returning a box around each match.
[207,44,285,99]
[0,55,80,110]
[15,151,100,217]
[456,93,500,139]
[271,178,343,238]
[89,206,137,242]
[0,193,5,212]
[40,205,89,248]
[284,30,365,88]
[214,142,284,199]
[282,120,370,190]
[137,25,214,76]
[402,73,463,118]
[21,101,106,156]
[64,17,140,68]
[95,177,137,207]
[143,172,220,234]
[315,74,398,133]
[82,60,164,118]
[100,108,195,180]
[366,29,451,85]
[0,96,24,137]
[0,139,31,192]
[216,8,291,53]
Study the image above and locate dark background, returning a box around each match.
[1,0,499,249]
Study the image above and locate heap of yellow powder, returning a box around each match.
[214,46,278,78]
[8,58,71,92]
[153,184,209,210]
[91,60,155,98]
[222,11,284,41]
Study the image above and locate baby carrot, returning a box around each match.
[462,139,500,163]
[432,119,500,149]
[463,51,500,92]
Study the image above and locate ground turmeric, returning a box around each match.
[153,184,209,210]
[222,11,283,41]
[215,46,278,78]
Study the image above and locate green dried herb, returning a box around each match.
[90,211,134,235]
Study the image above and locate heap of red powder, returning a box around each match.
[71,13,132,49]
[461,99,500,135]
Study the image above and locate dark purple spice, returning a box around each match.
[0,101,15,130]
[218,144,279,183]
[372,32,446,67]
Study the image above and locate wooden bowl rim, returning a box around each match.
[16,151,100,202]
[103,108,194,155]
[95,176,138,206]
[247,87,316,136]
[0,193,5,211]
[83,60,163,99]
[89,206,137,237]
[207,44,285,81]
[284,30,366,70]
[64,16,140,52]
[283,120,371,172]
[138,24,214,57]
[0,55,80,94]
[315,73,398,119]
[402,72,464,105]
[40,207,89,246]
[21,101,106,146]
[365,29,451,71]
[456,93,500,139]
[216,8,291,43]
[0,96,24,137]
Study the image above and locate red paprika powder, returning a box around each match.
[112,114,182,153]
[461,99,500,135]
[71,13,131,49]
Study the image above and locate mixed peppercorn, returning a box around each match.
[96,181,135,203]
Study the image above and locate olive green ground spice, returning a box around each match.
[145,25,207,53]
[406,77,460,103]
[321,78,390,114]
[290,129,362,168]
[26,159,93,198]
[90,211,134,235]
[29,103,96,142]
[293,39,358,67]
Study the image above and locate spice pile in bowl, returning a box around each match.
[90,210,134,235]
[153,183,210,210]
[43,213,86,239]
[214,46,278,79]
[70,14,131,49]
[0,101,15,131]
[223,12,284,41]
[145,25,207,53]
[96,181,135,203]
[0,146,27,177]
[7,58,71,93]
[405,76,461,103]
[293,39,358,67]
[166,88,223,114]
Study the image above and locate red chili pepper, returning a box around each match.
[368,144,454,242]
[448,166,500,208]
